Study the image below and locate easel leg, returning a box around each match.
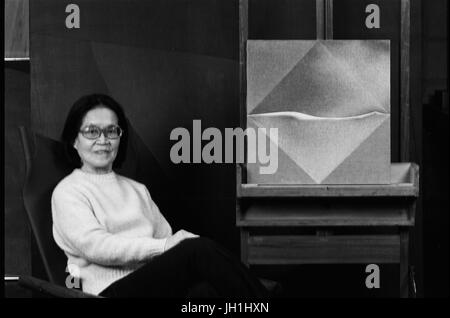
[241,229,249,267]
[400,230,409,298]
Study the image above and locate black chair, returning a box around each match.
[18,126,100,297]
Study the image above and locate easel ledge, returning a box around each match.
[237,163,419,198]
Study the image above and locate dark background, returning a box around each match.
[4,0,448,297]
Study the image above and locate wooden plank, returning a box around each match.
[410,163,419,194]
[400,230,409,297]
[400,0,411,161]
[410,0,423,297]
[236,164,242,196]
[247,235,400,264]
[240,229,249,266]
[240,183,418,198]
[239,0,248,130]
[237,201,414,227]
[238,217,412,227]
[235,197,241,224]
[316,0,325,39]
[239,0,248,183]
[325,0,334,39]
[5,0,29,59]
[239,163,419,198]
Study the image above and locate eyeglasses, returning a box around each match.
[79,125,123,140]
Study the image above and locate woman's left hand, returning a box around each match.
[164,229,199,251]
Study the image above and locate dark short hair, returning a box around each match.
[61,94,129,169]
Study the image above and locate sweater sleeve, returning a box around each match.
[51,185,167,267]
[143,186,173,238]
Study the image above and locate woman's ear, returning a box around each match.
[73,138,79,150]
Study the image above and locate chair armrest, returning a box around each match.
[18,275,103,298]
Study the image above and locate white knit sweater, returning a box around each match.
[51,169,172,295]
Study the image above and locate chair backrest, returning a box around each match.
[19,125,180,287]
[19,126,73,286]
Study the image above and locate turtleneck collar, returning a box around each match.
[73,168,117,183]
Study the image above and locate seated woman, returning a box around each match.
[51,94,268,298]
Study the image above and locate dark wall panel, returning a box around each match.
[5,62,32,297]
[249,0,317,39]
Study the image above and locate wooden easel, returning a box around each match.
[237,0,418,298]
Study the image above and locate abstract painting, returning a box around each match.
[246,40,391,184]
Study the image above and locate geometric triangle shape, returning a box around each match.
[246,141,318,184]
[324,40,391,113]
[322,119,390,184]
[246,117,316,184]
[247,149,318,184]
[247,40,316,114]
[249,41,388,117]
[248,112,389,183]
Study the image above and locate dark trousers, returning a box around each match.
[99,237,268,298]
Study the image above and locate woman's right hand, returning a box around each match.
[164,229,199,251]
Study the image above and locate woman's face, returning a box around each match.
[74,106,121,174]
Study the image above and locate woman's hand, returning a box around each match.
[164,229,199,251]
